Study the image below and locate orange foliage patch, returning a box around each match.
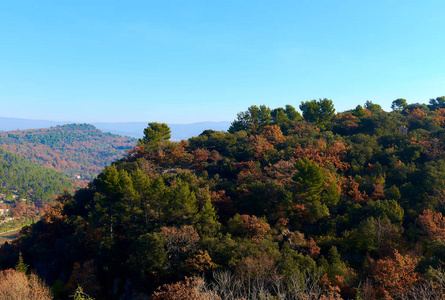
[185,250,217,274]
[152,276,221,300]
[248,134,274,159]
[237,214,271,243]
[259,125,286,144]
[433,108,445,127]
[160,225,200,254]
[236,253,275,280]
[303,237,321,257]
[234,161,264,184]
[0,269,52,300]
[410,137,444,160]
[405,108,427,122]
[418,209,445,242]
[293,139,349,171]
[372,250,421,298]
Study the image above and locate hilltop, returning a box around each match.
[0,117,231,140]
[0,124,137,181]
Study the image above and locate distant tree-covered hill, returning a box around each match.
[0,117,231,140]
[93,121,231,139]
[0,147,73,202]
[0,124,137,181]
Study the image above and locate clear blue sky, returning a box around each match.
[1,0,444,123]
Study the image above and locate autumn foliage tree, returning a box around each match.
[151,277,221,300]
[418,209,445,242]
[0,269,52,300]
[372,250,421,298]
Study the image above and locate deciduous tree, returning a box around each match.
[372,250,420,298]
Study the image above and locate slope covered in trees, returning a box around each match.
[0,147,73,203]
[0,124,137,182]
[3,97,445,299]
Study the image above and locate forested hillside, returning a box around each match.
[3,97,445,299]
[0,124,137,182]
[0,148,73,203]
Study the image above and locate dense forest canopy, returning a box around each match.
[0,147,73,202]
[0,124,137,182]
[3,97,445,299]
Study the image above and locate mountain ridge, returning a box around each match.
[0,124,137,181]
[0,117,231,140]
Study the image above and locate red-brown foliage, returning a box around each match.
[259,125,286,144]
[40,202,66,224]
[248,134,274,159]
[191,148,211,170]
[234,161,264,184]
[264,159,297,186]
[411,137,444,160]
[418,209,445,242]
[236,214,271,243]
[372,250,421,298]
[152,276,221,300]
[293,139,349,171]
[346,176,368,203]
[370,179,385,200]
[319,274,344,300]
[236,253,276,280]
[405,108,427,122]
[185,250,217,274]
[0,269,52,300]
[333,113,360,131]
[303,237,321,257]
[433,108,445,127]
[160,225,200,254]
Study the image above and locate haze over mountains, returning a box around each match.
[0,117,231,140]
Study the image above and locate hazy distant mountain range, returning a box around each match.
[0,117,231,140]
[93,121,231,140]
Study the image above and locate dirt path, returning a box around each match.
[0,227,21,236]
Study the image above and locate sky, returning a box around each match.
[1,0,444,124]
